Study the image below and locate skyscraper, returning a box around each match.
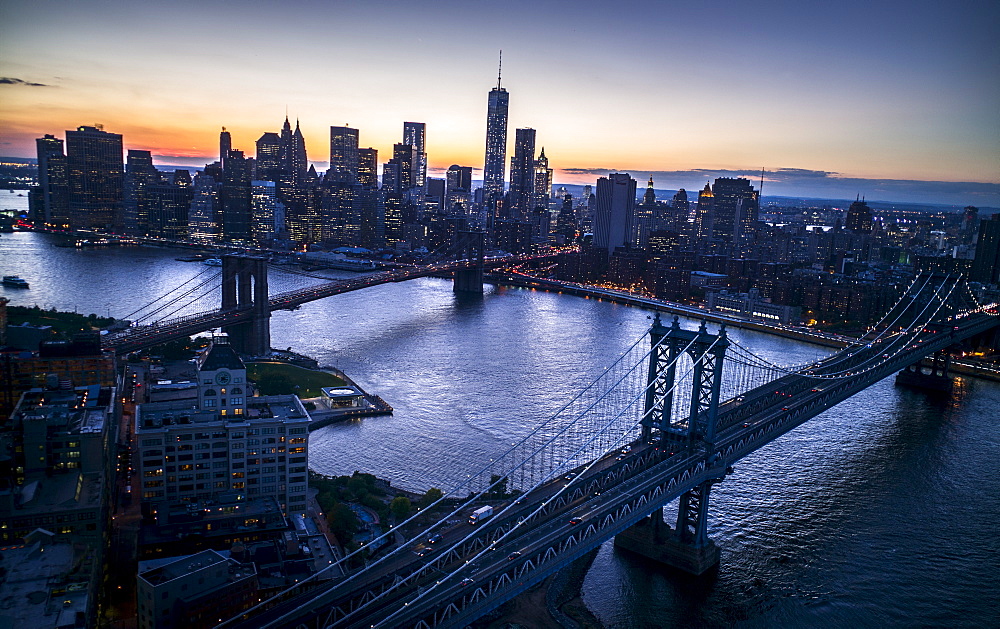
[219,127,231,170]
[221,149,252,243]
[446,165,473,213]
[632,176,656,248]
[123,149,161,235]
[710,177,758,246]
[289,120,308,182]
[35,134,69,228]
[845,196,874,233]
[66,125,124,230]
[357,148,378,190]
[251,180,284,245]
[389,143,417,194]
[533,147,553,211]
[593,172,637,252]
[695,183,713,241]
[403,122,427,189]
[971,213,1000,284]
[255,132,283,182]
[483,56,509,212]
[329,126,360,182]
[507,128,536,219]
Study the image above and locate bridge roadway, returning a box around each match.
[103,254,552,354]
[225,311,998,628]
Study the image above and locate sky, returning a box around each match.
[1,0,998,205]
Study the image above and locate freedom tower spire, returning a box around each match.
[483,51,509,219]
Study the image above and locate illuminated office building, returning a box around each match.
[507,128,536,220]
[66,125,124,230]
[403,122,427,189]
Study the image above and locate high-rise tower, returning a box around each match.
[507,128,536,220]
[219,127,231,170]
[593,172,637,253]
[845,196,873,234]
[483,53,509,213]
[35,134,69,228]
[971,213,1000,284]
[403,122,427,189]
[329,125,359,182]
[533,147,553,211]
[66,125,124,230]
[709,177,757,247]
[255,132,282,182]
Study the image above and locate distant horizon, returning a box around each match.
[3,154,995,210]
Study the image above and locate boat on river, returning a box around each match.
[2,275,29,288]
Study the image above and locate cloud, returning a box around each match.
[0,77,50,87]
[556,166,1000,207]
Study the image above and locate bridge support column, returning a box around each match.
[895,350,952,393]
[221,255,270,356]
[453,230,485,294]
[614,482,721,575]
[622,317,728,575]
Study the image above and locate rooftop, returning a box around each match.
[198,336,246,372]
[0,541,96,629]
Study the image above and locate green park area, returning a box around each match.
[246,361,345,398]
[6,304,117,339]
[311,471,444,556]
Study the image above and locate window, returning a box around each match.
[204,399,216,408]
[231,387,243,394]
[232,397,243,405]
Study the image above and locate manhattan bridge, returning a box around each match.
[105,252,998,629]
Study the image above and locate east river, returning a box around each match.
[2,212,998,626]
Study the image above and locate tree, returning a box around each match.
[488,474,509,498]
[419,487,443,508]
[390,496,412,520]
[327,503,359,542]
[347,474,370,500]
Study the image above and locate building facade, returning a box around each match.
[66,125,124,230]
[135,336,310,515]
[593,172,637,253]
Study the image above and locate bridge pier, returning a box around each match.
[453,230,486,294]
[895,350,953,393]
[614,482,721,575]
[221,255,270,356]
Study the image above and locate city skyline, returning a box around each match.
[1,0,998,206]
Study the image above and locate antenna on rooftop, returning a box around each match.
[497,50,502,90]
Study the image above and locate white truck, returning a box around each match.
[468,505,493,525]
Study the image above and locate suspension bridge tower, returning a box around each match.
[453,229,486,294]
[617,314,730,575]
[221,254,270,356]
